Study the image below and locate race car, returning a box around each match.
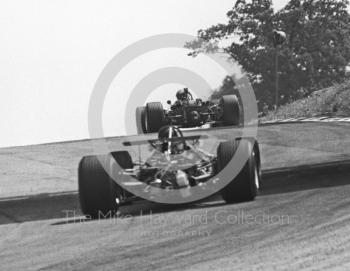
[136,88,240,134]
[78,125,261,219]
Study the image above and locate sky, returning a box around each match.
[0,0,289,148]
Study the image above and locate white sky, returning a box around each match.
[0,0,289,147]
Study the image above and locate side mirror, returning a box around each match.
[167,100,171,105]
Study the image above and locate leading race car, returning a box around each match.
[78,126,261,219]
[136,88,240,134]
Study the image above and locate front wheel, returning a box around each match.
[217,140,260,203]
[78,151,133,219]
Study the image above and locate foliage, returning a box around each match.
[187,0,350,107]
[210,75,240,100]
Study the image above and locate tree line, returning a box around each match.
[187,0,350,109]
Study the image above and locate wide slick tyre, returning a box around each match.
[78,151,133,219]
[217,139,260,203]
[220,95,240,126]
[145,102,165,133]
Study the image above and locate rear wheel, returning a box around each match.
[220,95,240,126]
[135,106,147,134]
[217,140,260,203]
[145,102,165,133]
[78,151,133,219]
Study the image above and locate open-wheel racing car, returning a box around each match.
[136,88,240,134]
[78,126,261,219]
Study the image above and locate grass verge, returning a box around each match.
[263,80,350,120]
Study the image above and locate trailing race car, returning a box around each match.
[78,125,261,219]
[136,88,240,134]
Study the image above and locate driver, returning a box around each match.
[157,126,186,155]
[175,88,193,103]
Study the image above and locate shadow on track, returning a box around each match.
[1,162,349,226]
[50,197,229,226]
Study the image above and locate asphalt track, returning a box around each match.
[1,167,350,270]
[0,122,350,270]
[1,122,350,198]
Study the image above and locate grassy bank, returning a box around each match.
[263,80,350,120]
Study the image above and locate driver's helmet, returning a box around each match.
[176,89,187,101]
[157,126,185,154]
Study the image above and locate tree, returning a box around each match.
[210,75,240,100]
[187,0,350,106]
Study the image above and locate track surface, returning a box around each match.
[1,122,349,198]
[1,170,350,270]
[0,122,350,270]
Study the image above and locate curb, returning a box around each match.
[260,116,350,125]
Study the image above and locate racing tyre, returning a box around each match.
[145,102,165,133]
[135,106,147,134]
[220,95,240,126]
[78,151,133,219]
[217,140,260,203]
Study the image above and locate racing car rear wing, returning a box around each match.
[122,135,209,146]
